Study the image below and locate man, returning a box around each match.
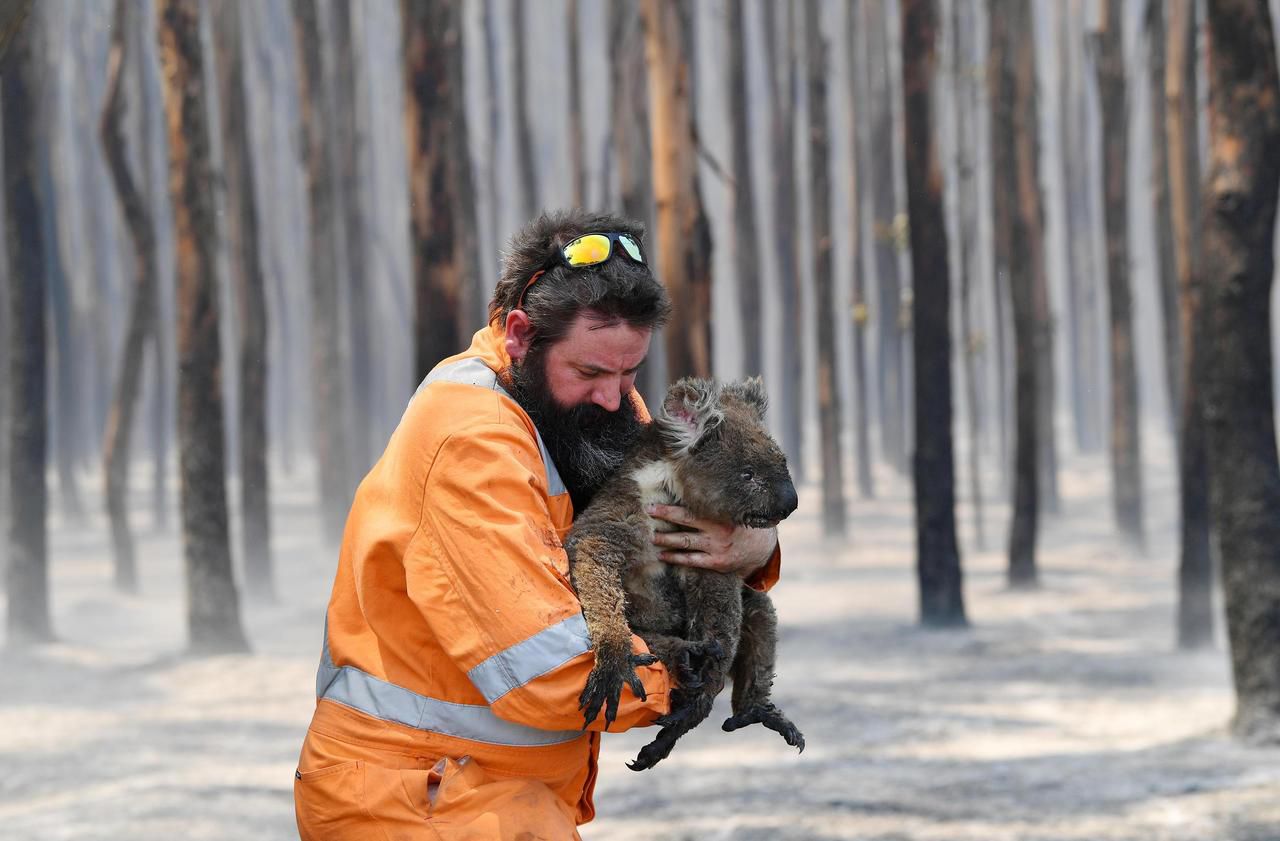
[294,210,782,840]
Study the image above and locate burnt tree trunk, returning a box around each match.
[1167,0,1213,650]
[157,0,249,654]
[992,0,1039,587]
[567,0,585,207]
[728,0,764,381]
[761,0,804,482]
[848,0,875,499]
[511,0,539,216]
[214,0,272,601]
[952,0,981,544]
[403,0,469,383]
[643,0,713,381]
[0,0,30,63]
[100,0,156,594]
[1096,0,1145,548]
[902,0,966,627]
[867,0,908,475]
[4,10,52,645]
[806,0,847,536]
[1202,0,1280,743]
[293,0,350,543]
[1146,0,1182,436]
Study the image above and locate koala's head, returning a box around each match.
[655,377,799,529]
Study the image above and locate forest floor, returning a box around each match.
[2,432,1279,841]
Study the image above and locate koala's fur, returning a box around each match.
[566,377,803,771]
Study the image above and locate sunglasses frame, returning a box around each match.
[516,232,646,312]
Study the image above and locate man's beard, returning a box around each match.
[505,346,643,513]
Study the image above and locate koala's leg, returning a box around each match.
[567,527,657,730]
[722,586,804,752]
[628,571,742,771]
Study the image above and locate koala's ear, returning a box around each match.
[722,376,768,421]
[657,377,724,456]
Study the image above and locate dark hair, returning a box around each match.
[488,209,672,347]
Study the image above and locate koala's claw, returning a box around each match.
[627,724,680,771]
[722,702,805,753]
[579,652,659,730]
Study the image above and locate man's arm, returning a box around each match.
[406,422,671,732]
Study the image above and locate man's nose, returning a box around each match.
[591,381,623,412]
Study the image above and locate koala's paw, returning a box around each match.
[579,650,659,730]
[666,639,724,691]
[722,702,805,753]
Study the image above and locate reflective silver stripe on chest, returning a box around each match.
[416,357,566,498]
[315,624,582,747]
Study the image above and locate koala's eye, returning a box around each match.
[740,469,755,482]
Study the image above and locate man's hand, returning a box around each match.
[646,504,777,579]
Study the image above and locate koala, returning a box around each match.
[566,376,804,771]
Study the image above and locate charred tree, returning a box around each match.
[100,0,156,594]
[1167,0,1212,650]
[0,0,30,63]
[805,0,847,536]
[1146,0,1182,435]
[866,0,908,475]
[157,0,249,654]
[1202,0,1280,743]
[728,0,764,381]
[761,0,804,481]
[214,0,272,601]
[567,0,585,207]
[1095,0,1145,548]
[511,0,539,216]
[4,10,52,645]
[951,0,982,544]
[293,0,351,543]
[902,0,966,626]
[403,0,471,383]
[642,0,713,380]
[991,0,1039,587]
[848,0,875,499]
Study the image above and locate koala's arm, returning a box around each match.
[408,425,670,733]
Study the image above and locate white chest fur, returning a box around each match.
[628,459,682,578]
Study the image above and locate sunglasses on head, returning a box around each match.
[517,232,646,311]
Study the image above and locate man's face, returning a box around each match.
[506,314,652,510]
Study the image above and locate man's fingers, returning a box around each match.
[659,551,722,571]
[652,530,703,551]
[646,503,701,528]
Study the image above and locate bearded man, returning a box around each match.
[293,210,782,840]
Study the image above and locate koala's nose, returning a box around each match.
[774,478,799,518]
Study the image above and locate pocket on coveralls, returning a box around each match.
[294,760,366,841]
[427,756,580,841]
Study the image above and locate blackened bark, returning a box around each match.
[100,0,156,594]
[511,0,539,216]
[643,0,714,381]
[1146,0,1182,436]
[567,0,585,207]
[157,0,249,654]
[761,0,804,483]
[1167,0,1213,650]
[214,0,272,601]
[293,0,351,543]
[403,0,468,383]
[848,0,875,500]
[0,0,30,64]
[902,0,966,626]
[1096,0,1145,547]
[806,0,847,536]
[1202,0,1280,743]
[728,0,764,381]
[4,12,52,645]
[992,0,1038,587]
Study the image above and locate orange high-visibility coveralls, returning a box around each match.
[294,325,781,840]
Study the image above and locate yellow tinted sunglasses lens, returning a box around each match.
[618,235,643,263]
[563,234,612,266]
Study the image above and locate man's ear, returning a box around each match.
[656,378,723,456]
[721,376,768,421]
[504,310,534,362]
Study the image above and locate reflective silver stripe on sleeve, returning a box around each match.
[316,625,582,747]
[467,613,592,704]
[414,357,567,498]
